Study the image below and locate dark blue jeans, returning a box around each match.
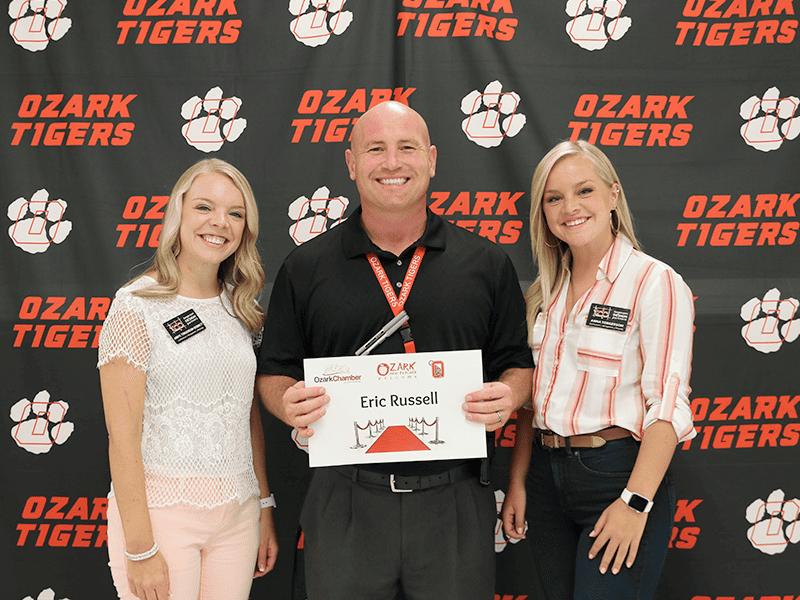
[525,436,675,600]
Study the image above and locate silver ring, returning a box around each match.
[496,411,502,423]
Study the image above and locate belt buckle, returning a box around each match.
[390,474,413,493]
[545,432,560,449]
[539,431,557,449]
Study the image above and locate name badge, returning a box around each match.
[586,303,630,332]
[163,309,206,343]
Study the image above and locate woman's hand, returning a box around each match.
[253,508,278,577]
[588,498,648,574]
[127,551,170,600]
[501,482,528,540]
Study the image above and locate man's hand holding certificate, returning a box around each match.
[302,350,487,467]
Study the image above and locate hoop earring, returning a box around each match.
[610,210,620,235]
[544,236,560,248]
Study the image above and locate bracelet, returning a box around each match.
[124,541,159,561]
[260,494,276,509]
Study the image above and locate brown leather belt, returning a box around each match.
[536,426,631,449]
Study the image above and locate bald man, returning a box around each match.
[257,101,532,600]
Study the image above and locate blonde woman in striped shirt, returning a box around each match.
[502,140,696,600]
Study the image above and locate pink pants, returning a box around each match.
[107,495,260,600]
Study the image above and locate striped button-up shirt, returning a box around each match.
[530,235,696,442]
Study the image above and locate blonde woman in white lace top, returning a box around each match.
[98,159,277,600]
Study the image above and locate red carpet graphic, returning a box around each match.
[366,425,431,453]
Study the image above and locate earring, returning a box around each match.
[610,210,620,235]
[544,236,561,248]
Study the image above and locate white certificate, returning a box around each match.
[304,349,486,468]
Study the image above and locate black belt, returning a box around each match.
[331,464,476,493]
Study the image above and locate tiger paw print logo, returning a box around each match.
[291,428,309,453]
[460,80,526,149]
[288,186,349,245]
[21,589,71,600]
[8,0,72,52]
[740,288,800,354]
[10,390,75,455]
[289,0,353,48]
[565,0,632,51]
[181,86,247,153]
[746,489,800,556]
[7,189,73,254]
[739,87,800,152]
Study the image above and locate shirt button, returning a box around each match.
[396,259,402,266]
[395,281,402,288]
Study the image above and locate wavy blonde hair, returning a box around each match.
[129,159,265,333]
[526,140,640,338]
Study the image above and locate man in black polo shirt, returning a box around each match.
[257,100,533,600]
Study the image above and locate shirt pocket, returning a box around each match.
[576,325,628,378]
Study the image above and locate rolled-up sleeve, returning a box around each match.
[638,267,696,442]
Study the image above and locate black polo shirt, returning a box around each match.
[258,206,533,475]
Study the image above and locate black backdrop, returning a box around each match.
[3,2,800,599]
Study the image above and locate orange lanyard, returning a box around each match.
[366,245,426,353]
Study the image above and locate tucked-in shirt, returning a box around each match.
[98,276,260,508]
[258,206,533,475]
[530,235,696,442]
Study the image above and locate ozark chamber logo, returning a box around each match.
[312,363,361,384]
[8,0,72,51]
[7,190,73,254]
[740,86,800,152]
[181,86,247,152]
[10,390,75,455]
[287,186,349,245]
[746,489,800,555]
[565,0,632,51]
[289,0,353,47]
[461,80,526,149]
[740,288,800,354]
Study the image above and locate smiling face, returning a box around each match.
[345,101,437,216]
[541,154,618,256]
[176,172,246,272]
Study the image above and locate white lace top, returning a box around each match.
[98,276,260,508]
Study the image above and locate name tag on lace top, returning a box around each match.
[163,309,206,343]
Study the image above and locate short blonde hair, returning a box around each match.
[130,159,265,333]
[526,140,640,337]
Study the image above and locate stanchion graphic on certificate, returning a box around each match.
[303,350,486,468]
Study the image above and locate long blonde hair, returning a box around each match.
[129,159,265,333]
[526,140,640,337]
